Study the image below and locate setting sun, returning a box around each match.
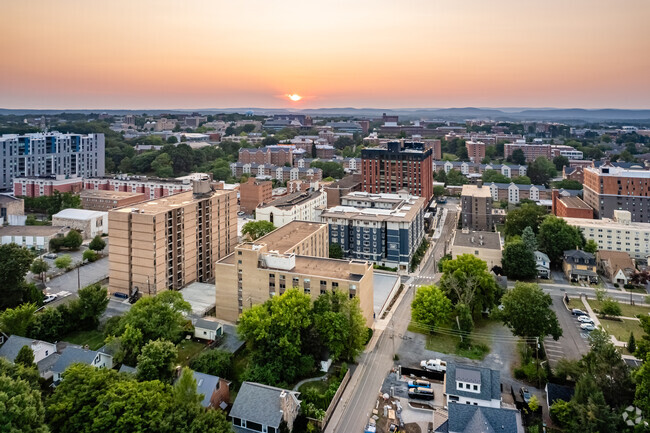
[287,94,302,102]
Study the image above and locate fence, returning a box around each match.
[309,369,351,430]
[400,366,445,382]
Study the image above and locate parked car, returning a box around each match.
[43,294,57,304]
[408,380,430,389]
[572,308,587,316]
[578,315,594,323]
[113,292,129,300]
[519,387,532,404]
[420,359,447,372]
[580,323,596,331]
[43,253,58,259]
[408,387,434,400]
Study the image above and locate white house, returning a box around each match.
[51,346,113,383]
[444,363,502,408]
[194,318,223,341]
[0,335,57,378]
[52,208,108,239]
[535,251,551,279]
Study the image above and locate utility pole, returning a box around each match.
[77,266,80,290]
[535,337,540,390]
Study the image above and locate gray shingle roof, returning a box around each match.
[193,371,220,408]
[445,404,520,433]
[51,346,100,374]
[230,382,300,429]
[0,335,37,362]
[195,318,222,332]
[445,363,501,402]
[118,365,137,374]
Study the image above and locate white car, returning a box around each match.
[43,294,58,304]
[420,359,447,372]
[580,323,595,331]
[577,315,594,323]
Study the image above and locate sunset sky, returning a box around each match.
[1,0,649,110]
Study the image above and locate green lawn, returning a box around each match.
[298,373,332,396]
[63,329,106,350]
[176,340,206,366]
[565,298,583,310]
[599,318,644,342]
[409,318,497,361]
[588,299,650,318]
[442,153,458,161]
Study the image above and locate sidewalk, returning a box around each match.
[581,296,634,348]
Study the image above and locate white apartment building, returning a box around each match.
[255,190,326,228]
[563,210,650,259]
[0,133,105,191]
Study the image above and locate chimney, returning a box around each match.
[477,180,483,188]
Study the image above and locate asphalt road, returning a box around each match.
[545,295,590,367]
[45,258,109,294]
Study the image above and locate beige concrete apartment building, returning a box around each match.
[215,221,375,326]
[451,229,503,270]
[109,181,237,296]
[81,190,146,211]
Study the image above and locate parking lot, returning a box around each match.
[544,295,590,367]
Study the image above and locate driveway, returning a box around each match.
[544,295,590,367]
[45,258,108,294]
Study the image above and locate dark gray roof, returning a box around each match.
[229,382,300,429]
[445,404,520,433]
[219,324,245,354]
[193,371,221,408]
[195,318,222,331]
[445,363,501,402]
[546,383,574,406]
[456,368,481,384]
[563,250,596,265]
[0,335,39,362]
[51,346,100,373]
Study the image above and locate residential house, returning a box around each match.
[0,335,58,378]
[229,381,301,433]
[545,383,575,410]
[451,230,503,270]
[562,250,598,283]
[596,251,636,285]
[194,318,223,341]
[444,363,502,408]
[435,403,523,433]
[535,251,551,279]
[192,371,231,409]
[51,346,114,383]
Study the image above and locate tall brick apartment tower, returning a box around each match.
[361,141,433,202]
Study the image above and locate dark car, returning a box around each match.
[571,308,587,316]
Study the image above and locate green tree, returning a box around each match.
[511,175,532,185]
[189,350,233,378]
[14,345,35,368]
[73,283,109,329]
[151,153,174,177]
[482,169,511,184]
[238,289,313,385]
[410,285,452,329]
[439,254,500,317]
[552,155,570,171]
[504,203,546,237]
[552,179,583,190]
[633,354,650,418]
[111,323,143,366]
[28,307,65,341]
[54,254,73,270]
[30,258,49,284]
[537,215,585,266]
[0,244,36,309]
[433,185,446,197]
[0,303,37,336]
[445,169,468,186]
[136,339,178,383]
[502,240,537,280]
[584,239,598,254]
[310,161,344,179]
[527,157,557,186]
[0,372,48,433]
[627,332,636,354]
[312,291,367,362]
[82,249,98,262]
[599,297,621,318]
[63,230,83,250]
[511,149,526,165]
[329,243,344,259]
[89,235,107,253]
[499,282,562,340]
[521,226,537,251]
[241,220,276,240]
[173,367,202,407]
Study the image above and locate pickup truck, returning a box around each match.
[420,359,447,372]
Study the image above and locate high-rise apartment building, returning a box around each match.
[465,141,487,163]
[504,140,551,162]
[0,133,105,191]
[108,181,237,296]
[583,165,650,222]
[461,183,493,231]
[239,177,272,214]
[214,221,374,325]
[361,141,433,202]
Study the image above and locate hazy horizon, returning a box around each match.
[1,0,649,110]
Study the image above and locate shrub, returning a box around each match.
[613,283,619,288]
[83,249,99,263]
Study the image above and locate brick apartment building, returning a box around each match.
[238,146,293,166]
[239,177,272,214]
[108,181,237,296]
[14,176,83,197]
[583,165,650,222]
[323,174,363,207]
[84,176,194,200]
[465,141,487,163]
[361,141,433,202]
[504,141,551,162]
[461,183,493,230]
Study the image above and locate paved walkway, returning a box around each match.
[581,296,633,348]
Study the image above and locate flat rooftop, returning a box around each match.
[254,221,326,254]
[260,190,322,209]
[461,184,492,198]
[586,166,650,178]
[111,189,231,215]
[558,196,591,210]
[563,217,650,230]
[0,225,67,236]
[80,190,145,200]
[321,194,425,223]
[453,230,502,250]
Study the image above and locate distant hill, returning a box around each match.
[2,107,650,122]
